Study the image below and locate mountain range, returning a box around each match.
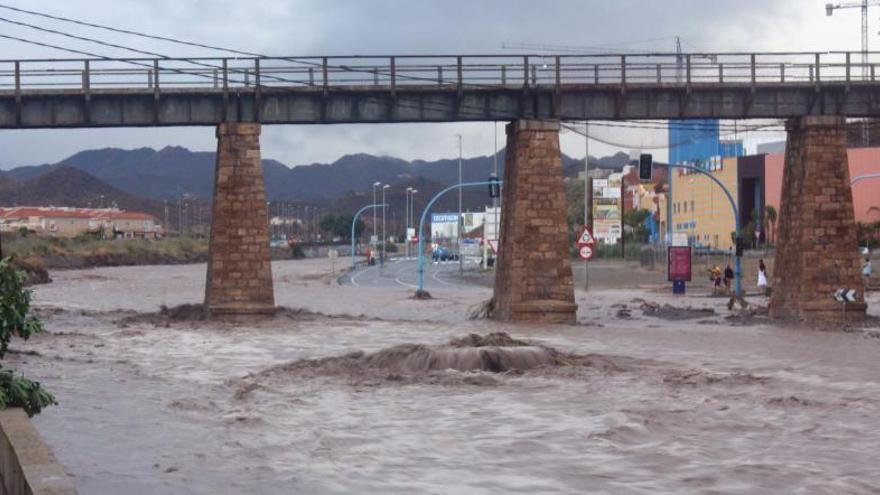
[0,166,165,218]
[1,146,631,204]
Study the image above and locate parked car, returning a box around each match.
[432,246,459,262]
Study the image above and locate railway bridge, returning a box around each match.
[1,51,871,320]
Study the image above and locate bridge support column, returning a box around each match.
[205,123,275,315]
[770,115,866,321]
[492,120,577,323]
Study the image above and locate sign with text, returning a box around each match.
[667,246,692,282]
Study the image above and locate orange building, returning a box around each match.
[765,148,880,224]
[0,207,161,238]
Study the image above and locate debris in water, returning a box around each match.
[412,290,433,300]
[640,301,715,320]
[117,304,322,327]
[662,369,771,387]
[467,299,494,320]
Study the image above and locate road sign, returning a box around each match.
[668,246,692,282]
[834,288,858,302]
[579,245,594,260]
[576,225,595,247]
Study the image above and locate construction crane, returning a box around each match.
[826,1,880,79]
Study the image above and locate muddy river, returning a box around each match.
[7,260,880,494]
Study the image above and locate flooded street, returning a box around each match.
[9,259,880,494]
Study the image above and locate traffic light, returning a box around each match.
[488,175,501,198]
[639,153,653,181]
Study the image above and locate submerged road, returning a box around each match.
[339,258,486,291]
[341,258,667,291]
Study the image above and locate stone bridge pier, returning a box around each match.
[492,120,577,324]
[205,123,275,315]
[770,115,866,321]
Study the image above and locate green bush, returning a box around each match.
[290,244,306,259]
[0,258,55,416]
[377,242,399,253]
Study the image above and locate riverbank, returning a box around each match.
[3,234,210,270]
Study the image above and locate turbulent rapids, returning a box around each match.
[234,332,658,392]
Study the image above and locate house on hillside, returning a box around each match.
[0,207,162,239]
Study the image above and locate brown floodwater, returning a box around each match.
[7,260,880,494]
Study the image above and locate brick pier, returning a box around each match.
[205,123,275,315]
[492,120,577,323]
[769,115,866,321]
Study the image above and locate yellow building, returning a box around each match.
[670,156,738,250]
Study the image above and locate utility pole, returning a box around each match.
[372,182,380,251]
[620,177,626,258]
[457,134,463,274]
[584,122,590,291]
[405,187,410,259]
[382,184,389,268]
[411,190,418,259]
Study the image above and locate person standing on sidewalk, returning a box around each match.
[723,264,734,295]
[757,259,768,296]
[863,258,873,285]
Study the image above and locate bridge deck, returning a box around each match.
[1,52,879,127]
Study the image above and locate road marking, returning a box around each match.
[431,265,462,287]
[350,264,374,287]
[393,261,419,288]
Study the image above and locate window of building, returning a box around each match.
[683,203,688,213]
[691,200,695,212]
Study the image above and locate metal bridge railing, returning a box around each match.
[1,52,880,93]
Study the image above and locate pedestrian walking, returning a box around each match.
[710,265,723,295]
[757,258,768,295]
[863,257,873,285]
[723,264,734,294]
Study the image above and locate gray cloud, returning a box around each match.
[0,0,860,168]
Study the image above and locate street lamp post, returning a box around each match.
[416,181,502,294]
[382,184,389,268]
[457,134,463,274]
[351,203,387,270]
[410,189,418,259]
[584,121,590,291]
[372,182,380,250]
[405,187,412,259]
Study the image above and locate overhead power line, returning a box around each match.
[0,3,453,88]
[0,32,258,85]
[0,15,183,60]
[0,2,261,58]
[0,15,310,86]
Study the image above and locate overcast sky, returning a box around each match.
[0,0,870,168]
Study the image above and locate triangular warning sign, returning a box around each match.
[577,225,595,247]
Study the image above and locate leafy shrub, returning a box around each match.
[377,242,399,253]
[0,258,55,416]
[290,244,306,259]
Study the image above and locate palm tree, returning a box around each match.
[765,205,778,248]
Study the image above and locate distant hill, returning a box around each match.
[2,146,630,203]
[0,167,164,218]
